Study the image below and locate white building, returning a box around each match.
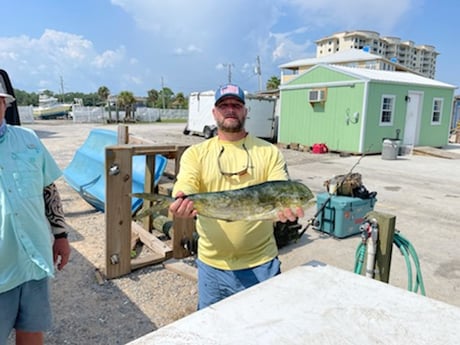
[315,30,438,79]
[279,49,418,84]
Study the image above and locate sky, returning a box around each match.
[0,0,458,97]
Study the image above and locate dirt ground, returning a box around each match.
[8,121,206,344]
[7,120,335,345]
[7,120,460,344]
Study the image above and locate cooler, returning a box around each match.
[313,192,377,238]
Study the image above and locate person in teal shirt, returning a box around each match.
[0,86,71,345]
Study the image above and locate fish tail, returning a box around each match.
[131,193,173,220]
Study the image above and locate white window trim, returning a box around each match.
[379,94,395,126]
[431,97,443,125]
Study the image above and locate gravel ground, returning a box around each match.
[8,120,336,345]
[8,120,460,344]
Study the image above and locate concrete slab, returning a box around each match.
[281,151,460,307]
[28,121,460,310]
[412,146,460,159]
[127,262,460,345]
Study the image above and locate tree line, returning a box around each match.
[12,86,188,109]
[12,76,281,111]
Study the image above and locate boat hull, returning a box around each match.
[33,104,72,119]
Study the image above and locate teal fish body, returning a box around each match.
[132,180,314,222]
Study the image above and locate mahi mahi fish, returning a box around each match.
[132,180,315,222]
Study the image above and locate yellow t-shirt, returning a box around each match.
[172,135,289,270]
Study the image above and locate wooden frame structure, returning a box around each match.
[103,126,195,279]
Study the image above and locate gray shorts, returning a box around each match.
[0,278,52,342]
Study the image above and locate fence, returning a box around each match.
[71,106,188,123]
[18,105,188,124]
[18,106,35,123]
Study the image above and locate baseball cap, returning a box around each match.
[214,84,245,105]
[0,83,15,105]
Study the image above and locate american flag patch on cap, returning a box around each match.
[220,85,239,95]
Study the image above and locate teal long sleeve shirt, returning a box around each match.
[0,124,62,293]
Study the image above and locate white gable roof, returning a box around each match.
[279,49,387,69]
[326,64,456,88]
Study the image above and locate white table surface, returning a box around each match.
[128,261,460,345]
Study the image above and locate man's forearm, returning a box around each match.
[43,183,69,235]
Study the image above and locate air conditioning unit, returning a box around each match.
[308,88,326,103]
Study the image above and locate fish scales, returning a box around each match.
[132,180,314,222]
[191,187,275,221]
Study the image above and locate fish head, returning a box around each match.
[285,181,315,210]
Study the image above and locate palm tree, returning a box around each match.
[155,87,174,122]
[171,92,187,109]
[117,91,137,121]
[147,89,159,108]
[266,76,280,90]
[155,87,174,109]
[97,86,111,121]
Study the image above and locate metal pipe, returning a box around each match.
[365,219,378,278]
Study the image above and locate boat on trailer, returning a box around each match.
[33,94,72,119]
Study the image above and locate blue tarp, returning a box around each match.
[63,128,167,212]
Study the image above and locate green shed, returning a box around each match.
[278,64,456,154]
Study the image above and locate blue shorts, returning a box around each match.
[0,278,52,342]
[197,257,281,310]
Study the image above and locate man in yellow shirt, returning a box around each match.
[169,83,303,309]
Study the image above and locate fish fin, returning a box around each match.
[131,194,172,220]
[130,192,166,201]
[306,199,316,209]
[133,207,162,221]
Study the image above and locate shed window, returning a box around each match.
[431,98,443,124]
[379,95,395,125]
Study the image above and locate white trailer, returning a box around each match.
[184,90,278,142]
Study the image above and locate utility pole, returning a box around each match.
[223,63,234,83]
[255,56,262,91]
[59,75,65,103]
[161,76,166,110]
[160,76,165,122]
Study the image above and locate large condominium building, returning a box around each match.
[315,30,438,79]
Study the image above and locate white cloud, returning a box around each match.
[282,0,412,31]
[269,28,314,62]
[92,47,126,69]
[109,1,278,55]
[122,73,143,85]
[174,45,203,56]
[0,0,421,95]
[0,29,130,93]
[108,0,413,88]
[39,29,92,61]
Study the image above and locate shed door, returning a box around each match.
[403,91,422,145]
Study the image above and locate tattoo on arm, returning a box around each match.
[43,183,67,229]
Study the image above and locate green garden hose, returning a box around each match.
[393,230,426,296]
[354,242,366,274]
[354,230,426,296]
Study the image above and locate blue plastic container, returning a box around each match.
[63,128,167,213]
[313,192,377,238]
